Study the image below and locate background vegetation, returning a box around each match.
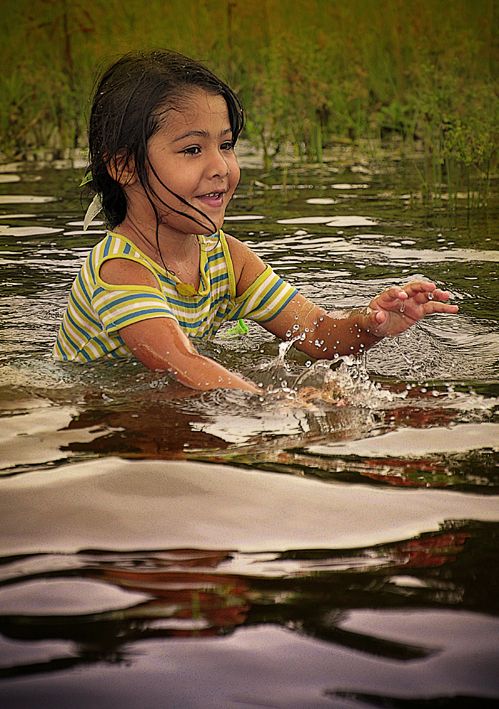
[0,0,496,195]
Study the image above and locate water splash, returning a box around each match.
[254,346,400,412]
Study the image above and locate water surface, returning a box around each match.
[0,153,498,707]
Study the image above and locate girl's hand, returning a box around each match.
[366,280,459,338]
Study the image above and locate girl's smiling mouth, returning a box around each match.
[197,191,226,207]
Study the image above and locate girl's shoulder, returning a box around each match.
[222,230,267,296]
[223,231,250,266]
[90,231,161,289]
[88,230,134,262]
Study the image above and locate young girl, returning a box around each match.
[54,50,458,393]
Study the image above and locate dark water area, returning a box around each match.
[0,151,498,707]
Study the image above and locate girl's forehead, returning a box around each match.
[159,90,230,136]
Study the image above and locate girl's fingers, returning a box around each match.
[433,288,452,301]
[412,289,449,305]
[402,280,436,297]
[424,301,459,314]
[373,282,456,319]
[411,288,454,306]
[391,283,454,304]
[381,282,436,303]
[373,309,387,324]
[378,286,407,303]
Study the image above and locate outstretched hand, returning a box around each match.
[366,280,459,338]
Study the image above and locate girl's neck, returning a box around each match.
[115,217,201,279]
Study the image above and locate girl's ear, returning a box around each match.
[106,153,137,186]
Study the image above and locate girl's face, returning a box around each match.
[129,89,240,236]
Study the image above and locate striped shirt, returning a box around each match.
[53,229,297,363]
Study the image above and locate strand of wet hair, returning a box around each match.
[139,177,217,278]
[147,159,218,234]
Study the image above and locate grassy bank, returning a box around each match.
[1,0,496,198]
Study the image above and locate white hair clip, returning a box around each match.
[83,193,103,232]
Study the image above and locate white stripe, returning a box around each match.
[242,274,276,315]
[93,288,164,308]
[95,300,170,324]
[58,326,78,358]
[63,315,85,346]
[86,339,103,359]
[68,295,97,333]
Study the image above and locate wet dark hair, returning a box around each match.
[87,50,244,232]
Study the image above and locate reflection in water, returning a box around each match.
[0,160,498,704]
[1,522,496,683]
[328,690,499,706]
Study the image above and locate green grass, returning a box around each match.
[1,0,496,201]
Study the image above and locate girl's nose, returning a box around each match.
[208,149,230,178]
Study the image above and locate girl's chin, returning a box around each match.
[159,214,223,234]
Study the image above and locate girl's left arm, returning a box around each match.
[265,282,458,359]
[228,235,458,359]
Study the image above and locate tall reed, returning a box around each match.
[1,0,496,200]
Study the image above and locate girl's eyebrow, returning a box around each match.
[172,127,232,142]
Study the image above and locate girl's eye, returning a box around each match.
[221,141,234,151]
[182,146,201,156]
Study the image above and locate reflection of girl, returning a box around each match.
[54,50,458,392]
[99,555,250,638]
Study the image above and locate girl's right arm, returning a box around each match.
[100,258,258,393]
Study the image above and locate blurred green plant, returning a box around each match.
[1,0,496,204]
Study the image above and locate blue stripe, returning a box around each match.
[157,272,174,284]
[210,293,230,317]
[103,236,111,257]
[88,255,96,283]
[259,287,298,322]
[207,252,224,264]
[123,242,131,255]
[231,280,288,320]
[256,279,281,308]
[69,292,101,328]
[54,339,67,361]
[110,308,173,328]
[90,335,108,353]
[178,316,205,329]
[67,311,91,339]
[231,303,243,320]
[108,349,124,359]
[76,272,91,302]
[211,272,228,286]
[97,291,166,316]
[60,322,79,352]
[167,293,210,309]
[59,323,91,361]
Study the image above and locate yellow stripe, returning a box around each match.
[220,230,237,298]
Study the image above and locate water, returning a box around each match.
[0,152,498,707]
